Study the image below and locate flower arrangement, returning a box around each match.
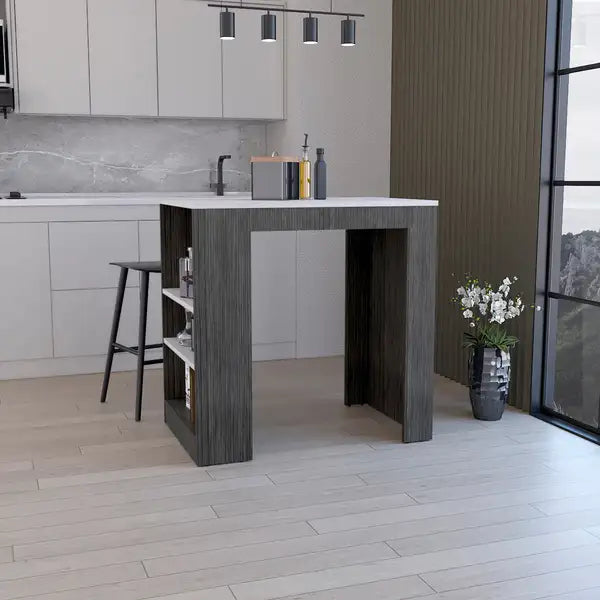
[453,276,527,352]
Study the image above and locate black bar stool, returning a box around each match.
[100,261,163,421]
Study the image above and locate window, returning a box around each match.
[539,0,600,437]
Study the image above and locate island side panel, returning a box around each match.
[193,209,253,466]
[345,229,408,424]
[403,207,437,442]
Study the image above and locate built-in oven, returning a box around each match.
[0,19,8,84]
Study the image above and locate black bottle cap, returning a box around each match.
[316,148,325,155]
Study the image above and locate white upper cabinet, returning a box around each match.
[11,0,285,119]
[157,0,222,118]
[222,1,285,120]
[14,0,90,114]
[87,0,158,116]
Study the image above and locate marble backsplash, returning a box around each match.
[0,116,267,194]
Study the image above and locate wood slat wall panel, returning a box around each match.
[390,0,547,409]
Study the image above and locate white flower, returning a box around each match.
[456,287,466,296]
[503,277,511,286]
[469,322,476,328]
[461,297,474,308]
[463,309,473,319]
[478,303,488,315]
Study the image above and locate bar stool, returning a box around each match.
[100,261,163,421]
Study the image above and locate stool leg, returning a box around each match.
[101,267,128,404]
[135,271,150,422]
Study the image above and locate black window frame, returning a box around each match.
[533,0,600,443]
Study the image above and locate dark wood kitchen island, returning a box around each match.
[160,198,438,466]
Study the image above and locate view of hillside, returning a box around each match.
[551,230,600,428]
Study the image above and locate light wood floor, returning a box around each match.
[1,358,600,600]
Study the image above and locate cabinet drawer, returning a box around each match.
[49,221,139,291]
[52,282,162,357]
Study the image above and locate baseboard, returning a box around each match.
[252,342,296,362]
[0,342,298,380]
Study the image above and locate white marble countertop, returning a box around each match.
[161,197,439,210]
[0,194,439,209]
[0,192,252,207]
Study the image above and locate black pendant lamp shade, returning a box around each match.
[261,12,276,42]
[303,15,318,44]
[220,8,235,40]
[341,17,356,46]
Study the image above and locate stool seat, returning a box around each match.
[101,261,163,421]
[110,261,161,273]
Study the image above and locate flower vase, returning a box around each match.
[468,347,511,421]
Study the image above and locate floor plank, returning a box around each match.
[0,359,597,600]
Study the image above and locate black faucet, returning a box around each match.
[215,155,231,196]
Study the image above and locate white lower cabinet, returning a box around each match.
[138,220,161,263]
[52,287,141,358]
[49,221,140,291]
[0,223,53,361]
[251,232,296,346]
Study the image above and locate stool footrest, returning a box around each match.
[112,342,163,356]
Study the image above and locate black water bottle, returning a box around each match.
[314,148,327,200]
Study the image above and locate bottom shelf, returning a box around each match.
[165,397,197,464]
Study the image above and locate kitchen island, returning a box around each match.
[160,197,438,466]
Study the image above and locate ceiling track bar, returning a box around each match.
[207,3,366,18]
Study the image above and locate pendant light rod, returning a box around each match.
[207,3,365,18]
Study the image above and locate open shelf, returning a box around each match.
[162,288,194,313]
[164,338,195,370]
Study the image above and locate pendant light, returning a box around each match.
[261,11,276,42]
[341,16,356,46]
[303,14,318,45]
[220,8,235,40]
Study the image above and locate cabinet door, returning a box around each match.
[52,288,140,358]
[88,0,158,116]
[251,232,296,346]
[49,222,139,291]
[157,0,222,118]
[138,220,162,345]
[0,224,53,361]
[14,0,90,114]
[222,1,284,119]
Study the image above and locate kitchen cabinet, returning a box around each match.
[222,1,285,119]
[11,0,285,119]
[252,232,296,347]
[52,288,140,358]
[14,0,90,114]
[156,0,222,118]
[49,221,139,291]
[0,223,53,361]
[87,0,158,116]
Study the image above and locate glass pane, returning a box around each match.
[545,299,600,429]
[558,188,600,299]
[568,0,600,67]
[563,69,600,180]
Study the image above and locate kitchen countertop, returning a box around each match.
[161,197,439,210]
[0,192,252,207]
[0,194,439,209]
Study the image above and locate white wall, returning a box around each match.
[267,0,393,357]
